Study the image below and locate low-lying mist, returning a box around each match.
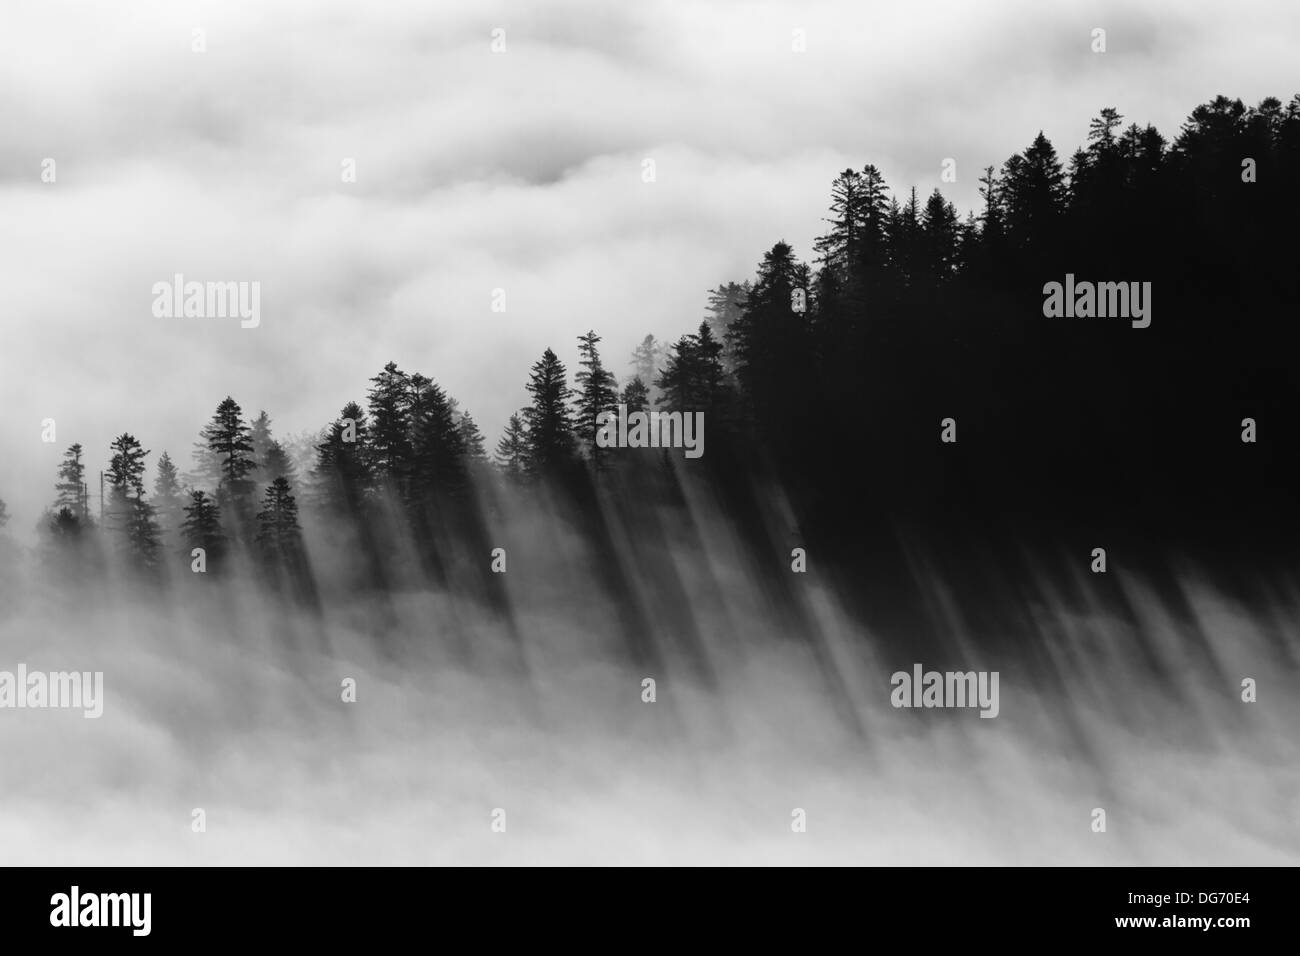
[1,476,1296,866]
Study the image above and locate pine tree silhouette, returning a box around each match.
[367,362,413,492]
[574,330,618,468]
[620,377,650,415]
[54,443,91,523]
[255,477,304,567]
[180,489,225,571]
[200,398,258,535]
[523,348,576,479]
[153,451,184,534]
[314,401,373,518]
[106,433,160,572]
[457,411,489,464]
[494,413,529,482]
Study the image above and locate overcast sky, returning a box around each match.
[2,0,1297,532]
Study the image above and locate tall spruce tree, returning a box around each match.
[200,397,257,508]
[248,410,272,468]
[814,162,893,296]
[921,189,960,281]
[55,443,91,522]
[573,330,618,467]
[1000,131,1067,256]
[704,282,749,372]
[457,411,489,464]
[727,241,815,445]
[180,489,225,570]
[409,373,465,500]
[494,413,529,482]
[620,376,650,414]
[314,401,373,518]
[153,451,184,525]
[106,433,148,499]
[45,446,95,572]
[106,433,160,571]
[888,186,923,286]
[255,477,304,567]
[975,164,1006,271]
[655,322,729,416]
[261,440,296,485]
[629,335,663,391]
[366,362,413,489]
[523,348,576,478]
[813,169,868,282]
[655,334,700,412]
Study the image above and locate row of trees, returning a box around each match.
[39,417,305,580]
[29,312,738,581]
[14,93,1299,587]
[716,95,1300,552]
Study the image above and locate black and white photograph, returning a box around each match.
[0,0,1295,933]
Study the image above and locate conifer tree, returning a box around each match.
[620,376,650,415]
[573,330,618,466]
[629,335,663,390]
[409,373,465,500]
[367,362,413,490]
[255,477,304,567]
[200,397,258,515]
[1000,132,1067,255]
[106,433,148,499]
[1088,106,1124,151]
[494,412,529,482]
[655,334,699,412]
[813,169,868,281]
[248,409,285,500]
[693,322,727,402]
[106,433,160,570]
[314,401,373,518]
[728,242,814,440]
[888,187,923,286]
[814,163,890,296]
[180,489,225,569]
[523,348,576,478]
[152,451,186,552]
[44,447,95,573]
[976,164,1005,265]
[55,443,91,522]
[153,451,183,519]
[921,189,960,281]
[457,411,489,464]
[261,440,296,485]
[249,411,274,469]
[704,282,749,372]
[655,322,729,416]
